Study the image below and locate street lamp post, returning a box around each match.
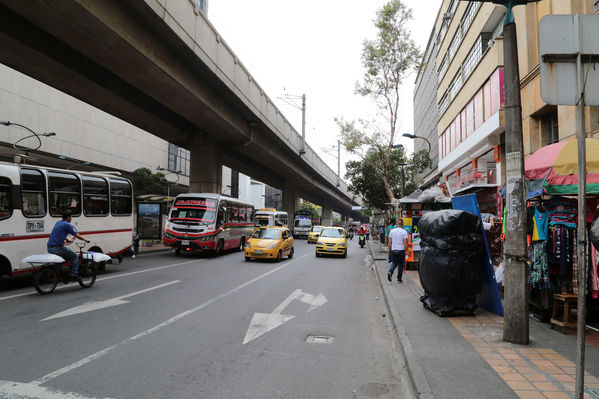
[1,120,56,154]
[402,133,431,154]
[157,166,182,198]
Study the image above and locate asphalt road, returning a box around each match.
[0,238,404,399]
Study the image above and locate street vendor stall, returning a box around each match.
[522,138,599,330]
[399,187,451,268]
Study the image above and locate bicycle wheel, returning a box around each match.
[34,267,58,295]
[78,260,97,288]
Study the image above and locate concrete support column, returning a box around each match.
[282,183,297,219]
[321,205,333,226]
[189,135,222,193]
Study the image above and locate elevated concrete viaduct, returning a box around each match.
[0,0,361,221]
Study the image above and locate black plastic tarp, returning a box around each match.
[417,209,485,316]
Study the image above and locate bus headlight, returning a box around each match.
[199,235,213,242]
[163,231,174,239]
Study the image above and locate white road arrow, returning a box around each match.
[243,289,327,344]
[42,280,180,321]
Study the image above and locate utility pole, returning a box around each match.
[278,93,306,155]
[301,94,306,155]
[337,140,341,187]
[461,0,537,345]
[500,2,532,345]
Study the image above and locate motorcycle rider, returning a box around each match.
[47,210,90,281]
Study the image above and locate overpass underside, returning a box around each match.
[0,0,360,220]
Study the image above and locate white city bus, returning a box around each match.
[0,162,134,276]
[253,209,288,228]
[163,193,255,255]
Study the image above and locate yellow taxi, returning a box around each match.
[315,227,347,258]
[245,226,294,262]
[307,225,324,244]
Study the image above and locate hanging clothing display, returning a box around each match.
[528,240,550,289]
[532,204,548,241]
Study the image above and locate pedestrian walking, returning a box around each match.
[387,219,408,283]
[385,218,397,246]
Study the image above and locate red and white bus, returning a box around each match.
[0,162,134,276]
[162,193,255,255]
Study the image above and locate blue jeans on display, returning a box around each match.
[388,250,405,281]
[48,246,79,276]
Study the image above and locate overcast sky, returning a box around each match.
[209,0,442,180]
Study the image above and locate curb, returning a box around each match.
[136,248,172,256]
[367,240,435,399]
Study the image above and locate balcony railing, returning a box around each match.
[447,168,498,194]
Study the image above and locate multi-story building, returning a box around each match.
[434,0,506,214]
[426,0,598,216]
[514,0,599,158]
[413,27,441,189]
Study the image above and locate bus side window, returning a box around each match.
[48,171,81,217]
[0,177,12,220]
[217,208,225,226]
[21,168,46,217]
[110,179,132,216]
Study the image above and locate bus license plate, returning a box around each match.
[181,240,190,245]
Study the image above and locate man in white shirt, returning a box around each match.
[387,219,409,283]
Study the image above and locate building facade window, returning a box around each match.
[461,2,480,35]
[542,112,559,145]
[448,70,463,102]
[168,143,190,176]
[438,55,448,81]
[462,38,483,81]
[439,68,504,160]
[448,29,462,61]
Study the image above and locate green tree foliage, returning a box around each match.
[131,168,167,197]
[338,0,421,202]
[297,201,321,221]
[345,147,431,221]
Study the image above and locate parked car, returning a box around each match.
[315,227,347,258]
[245,226,294,262]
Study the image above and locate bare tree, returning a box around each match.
[338,0,421,202]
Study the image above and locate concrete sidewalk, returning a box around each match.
[367,240,599,399]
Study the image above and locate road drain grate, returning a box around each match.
[306,335,335,344]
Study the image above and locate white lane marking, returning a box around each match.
[243,288,328,345]
[41,281,180,321]
[0,259,205,301]
[32,253,309,386]
[0,379,115,398]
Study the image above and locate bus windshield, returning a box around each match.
[294,219,311,227]
[255,215,273,227]
[252,228,281,240]
[170,208,216,223]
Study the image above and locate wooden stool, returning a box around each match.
[550,294,577,332]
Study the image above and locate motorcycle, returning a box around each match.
[358,234,365,248]
[348,231,354,240]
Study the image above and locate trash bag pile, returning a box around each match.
[417,209,485,316]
